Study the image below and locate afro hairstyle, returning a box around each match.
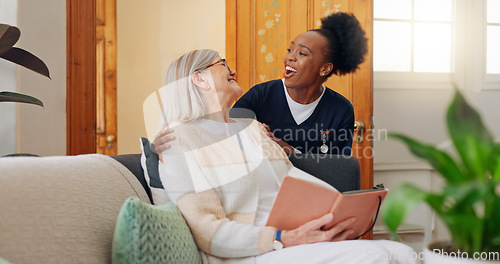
[312,12,368,77]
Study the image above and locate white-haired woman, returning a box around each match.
[157,49,418,264]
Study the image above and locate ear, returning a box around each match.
[319,63,333,77]
[191,71,211,91]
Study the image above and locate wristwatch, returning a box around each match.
[272,230,284,250]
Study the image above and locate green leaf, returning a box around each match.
[0,24,20,56]
[492,144,500,181]
[0,91,43,107]
[2,153,40,157]
[382,184,429,240]
[0,47,50,79]
[390,133,465,183]
[447,90,494,179]
[443,181,492,211]
[441,213,483,253]
[483,186,500,252]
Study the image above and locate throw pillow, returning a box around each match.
[0,258,12,264]
[112,197,202,264]
[140,137,169,204]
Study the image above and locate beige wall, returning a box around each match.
[1,0,66,157]
[117,0,226,154]
[18,0,66,156]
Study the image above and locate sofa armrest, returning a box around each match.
[111,154,153,203]
[0,154,150,264]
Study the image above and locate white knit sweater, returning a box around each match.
[159,118,292,263]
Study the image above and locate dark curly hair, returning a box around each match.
[312,12,368,77]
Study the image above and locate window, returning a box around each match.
[374,0,454,73]
[487,0,500,74]
[373,0,500,90]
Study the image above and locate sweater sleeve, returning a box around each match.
[176,190,277,258]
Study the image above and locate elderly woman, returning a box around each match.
[156,49,418,264]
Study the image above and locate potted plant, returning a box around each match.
[0,23,50,106]
[1,23,50,157]
[382,90,500,263]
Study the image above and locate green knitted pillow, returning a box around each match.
[112,197,202,264]
[0,258,12,264]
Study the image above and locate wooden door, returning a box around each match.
[67,0,96,155]
[67,0,117,155]
[96,0,117,155]
[226,0,374,234]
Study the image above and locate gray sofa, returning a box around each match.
[0,153,359,264]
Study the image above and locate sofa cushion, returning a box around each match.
[140,137,170,204]
[112,197,202,264]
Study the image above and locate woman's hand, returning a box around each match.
[262,123,296,154]
[152,124,176,154]
[281,213,355,248]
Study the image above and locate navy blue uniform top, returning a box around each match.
[232,79,354,155]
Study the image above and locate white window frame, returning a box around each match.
[374,0,500,91]
[470,0,500,90]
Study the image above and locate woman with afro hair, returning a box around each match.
[154,13,367,156]
[232,12,368,156]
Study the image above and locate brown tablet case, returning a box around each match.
[266,176,387,240]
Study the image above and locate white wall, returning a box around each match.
[0,0,66,157]
[18,0,66,156]
[0,0,18,156]
[117,0,226,154]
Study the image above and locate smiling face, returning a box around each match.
[283,31,332,90]
[205,56,242,109]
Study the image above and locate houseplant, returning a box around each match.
[1,23,50,157]
[0,23,50,106]
[382,90,500,261]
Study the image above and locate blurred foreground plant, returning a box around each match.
[382,90,500,255]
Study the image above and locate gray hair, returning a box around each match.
[162,49,219,124]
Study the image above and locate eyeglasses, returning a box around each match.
[202,59,232,72]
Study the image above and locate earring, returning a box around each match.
[320,73,325,76]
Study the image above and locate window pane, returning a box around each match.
[414,23,452,73]
[487,26,500,74]
[487,0,500,23]
[414,0,452,22]
[374,0,411,19]
[374,21,411,71]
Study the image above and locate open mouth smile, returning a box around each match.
[284,65,298,78]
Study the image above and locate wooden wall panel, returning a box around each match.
[66,0,97,155]
[350,0,374,192]
[96,0,117,155]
